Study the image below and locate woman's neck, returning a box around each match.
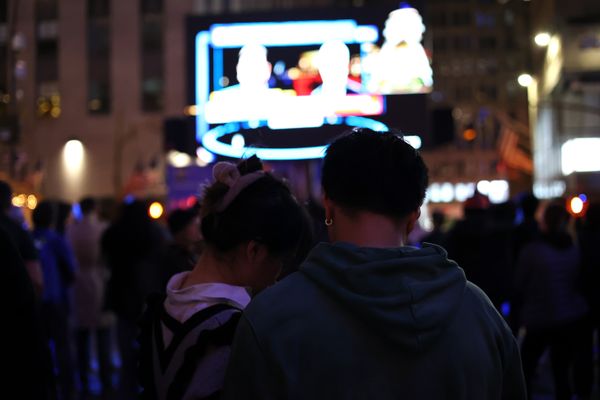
[182,249,238,288]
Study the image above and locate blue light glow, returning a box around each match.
[195,31,210,142]
[72,203,82,220]
[579,194,588,202]
[201,117,391,161]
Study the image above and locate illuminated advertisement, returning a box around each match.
[189,4,431,160]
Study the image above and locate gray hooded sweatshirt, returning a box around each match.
[222,242,526,400]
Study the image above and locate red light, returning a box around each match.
[566,195,588,217]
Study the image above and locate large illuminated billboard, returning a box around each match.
[187,4,431,160]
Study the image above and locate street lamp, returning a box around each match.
[518,73,533,87]
[534,32,551,47]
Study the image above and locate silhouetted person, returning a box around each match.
[222,129,525,399]
[33,200,77,400]
[421,210,446,246]
[102,200,166,398]
[515,202,589,400]
[510,193,541,333]
[66,197,113,396]
[576,202,600,398]
[159,207,202,288]
[446,193,508,308]
[487,201,517,316]
[139,157,307,399]
[0,180,43,296]
[513,193,540,260]
[0,226,55,399]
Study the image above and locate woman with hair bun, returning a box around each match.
[139,156,307,400]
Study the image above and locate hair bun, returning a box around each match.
[213,162,240,187]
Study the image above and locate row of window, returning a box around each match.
[35,0,164,117]
[433,34,520,53]
[434,79,525,104]
[428,9,517,29]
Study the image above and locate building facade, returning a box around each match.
[1,0,346,202]
[527,0,600,200]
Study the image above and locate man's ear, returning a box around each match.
[322,192,333,220]
[406,208,421,236]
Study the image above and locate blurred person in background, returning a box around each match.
[138,156,307,399]
[33,200,78,400]
[0,226,55,399]
[0,180,43,296]
[445,193,505,309]
[102,199,166,399]
[159,206,202,288]
[515,201,589,400]
[67,197,114,398]
[421,210,446,246]
[576,202,600,398]
[509,193,541,333]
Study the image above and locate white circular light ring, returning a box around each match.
[200,117,395,161]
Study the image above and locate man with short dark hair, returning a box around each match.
[0,180,43,295]
[223,129,525,399]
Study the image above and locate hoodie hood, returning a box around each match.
[300,242,466,351]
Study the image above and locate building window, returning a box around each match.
[87,0,110,114]
[430,12,447,28]
[141,0,163,112]
[451,11,471,27]
[453,36,472,52]
[455,85,471,101]
[475,12,496,28]
[0,0,8,111]
[479,84,497,101]
[479,36,497,51]
[433,37,447,53]
[35,0,60,118]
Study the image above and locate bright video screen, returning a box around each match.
[189,4,431,159]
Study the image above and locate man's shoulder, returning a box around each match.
[244,271,317,325]
[463,281,511,331]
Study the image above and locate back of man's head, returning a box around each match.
[79,197,96,216]
[322,128,428,219]
[0,180,12,212]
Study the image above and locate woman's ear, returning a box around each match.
[245,240,268,266]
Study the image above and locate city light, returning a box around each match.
[27,195,38,210]
[561,138,600,175]
[231,134,246,150]
[167,150,192,168]
[567,195,588,217]
[517,73,533,87]
[63,139,84,173]
[12,194,26,207]
[570,197,584,214]
[463,128,477,141]
[148,202,164,219]
[534,32,551,47]
[196,147,216,166]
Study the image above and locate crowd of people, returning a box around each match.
[2,128,599,400]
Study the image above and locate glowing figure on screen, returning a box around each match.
[235,44,273,93]
[206,44,283,123]
[365,6,433,94]
[312,41,361,98]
